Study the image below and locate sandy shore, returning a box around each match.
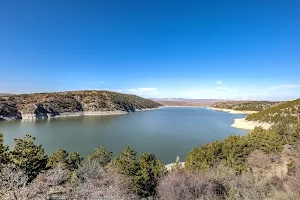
[205,107,272,130]
[206,107,258,115]
[231,118,272,130]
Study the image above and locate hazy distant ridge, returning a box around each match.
[150,98,229,107]
[0,93,14,96]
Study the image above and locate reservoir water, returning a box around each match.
[0,107,249,164]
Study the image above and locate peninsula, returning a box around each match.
[0,90,161,121]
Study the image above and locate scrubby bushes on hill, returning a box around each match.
[211,101,282,111]
[246,98,300,124]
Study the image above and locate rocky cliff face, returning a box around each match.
[0,101,22,121]
[0,91,161,121]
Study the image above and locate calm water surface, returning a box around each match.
[0,107,248,164]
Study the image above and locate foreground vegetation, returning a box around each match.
[185,124,300,172]
[211,101,283,111]
[0,133,166,199]
[1,122,300,199]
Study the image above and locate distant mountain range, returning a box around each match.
[0,93,14,96]
[150,98,232,106]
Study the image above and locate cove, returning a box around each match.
[0,107,249,164]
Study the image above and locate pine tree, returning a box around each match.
[9,134,47,181]
[87,146,112,167]
[69,151,83,170]
[47,148,68,169]
[136,153,166,197]
[115,146,140,194]
[117,146,139,177]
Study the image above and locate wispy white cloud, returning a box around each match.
[99,81,104,84]
[216,81,222,84]
[248,84,300,93]
[266,84,300,91]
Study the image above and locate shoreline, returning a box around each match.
[231,118,272,130]
[206,107,258,115]
[19,107,161,121]
[205,107,273,130]
[163,106,270,131]
[135,106,163,111]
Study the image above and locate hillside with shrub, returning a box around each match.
[0,90,161,121]
[211,101,283,111]
[246,98,300,124]
[183,122,300,199]
[185,125,300,172]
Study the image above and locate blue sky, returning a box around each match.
[0,0,299,100]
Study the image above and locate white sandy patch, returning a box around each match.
[231,118,272,130]
[207,107,258,114]
[165,162,185,171]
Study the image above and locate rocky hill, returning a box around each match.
[211,101,283,111]
[0,90,161,121]
[246,98,300,124]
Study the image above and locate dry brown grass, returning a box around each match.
[158,169,226,200]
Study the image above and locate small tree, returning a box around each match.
[87,146,112,167]
[9,134,47,181]
[116,146,139,177]
[136,153,166,197]
[47,148,68,169]
[69,152,83,170]
[115,146,140,194]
